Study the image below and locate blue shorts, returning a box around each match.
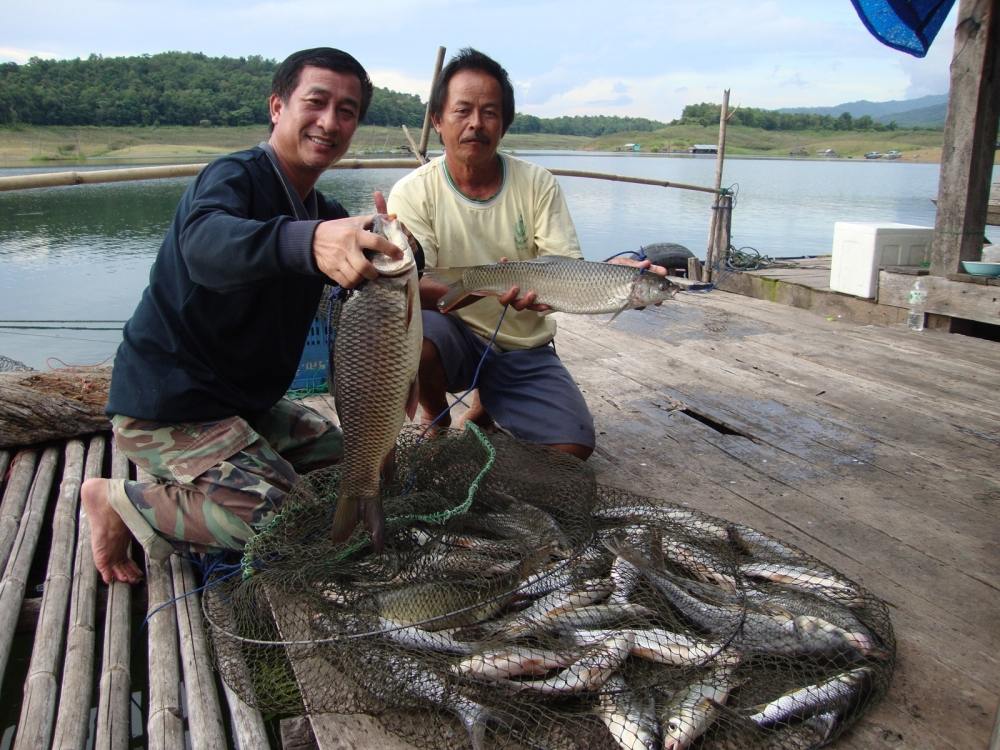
[422,311,596,449]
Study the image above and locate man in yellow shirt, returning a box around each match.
[389,48,661,460]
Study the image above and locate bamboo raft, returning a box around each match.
[1,289,998,749]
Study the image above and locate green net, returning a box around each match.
[204,424,894,749]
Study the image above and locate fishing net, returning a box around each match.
[204,424,894,750]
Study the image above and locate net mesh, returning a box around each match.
[205,424,894,749]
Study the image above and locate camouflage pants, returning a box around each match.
[111,399,342,555]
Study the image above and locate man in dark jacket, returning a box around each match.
[82,47,402,585]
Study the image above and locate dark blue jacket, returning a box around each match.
[107,146,346,421]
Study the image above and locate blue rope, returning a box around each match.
[140,551,243,629]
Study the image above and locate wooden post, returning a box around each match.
[930,0,999,276]
[418,46,447,160]
[704,89,731,283]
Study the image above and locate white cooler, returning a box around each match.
[829,222,933,298]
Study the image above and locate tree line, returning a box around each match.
[0,52,425,128]
[678,102,902,132]
[0,52,667,137]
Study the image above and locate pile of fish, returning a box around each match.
[298,481,894,750]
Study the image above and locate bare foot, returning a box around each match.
[417,407,450,439]
[453,391,495,431]
[81,478,143,585]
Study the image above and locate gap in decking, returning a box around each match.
[678,407,752,438]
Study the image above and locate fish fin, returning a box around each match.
[605,309,625,324]
[405,378,420,421]
[330,496,361,545]
[436,280,471,313]
[361,496,386,553]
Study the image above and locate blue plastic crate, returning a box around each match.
[288,315,333,394]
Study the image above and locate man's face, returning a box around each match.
[432,69,505,170]
[268,65,362,189]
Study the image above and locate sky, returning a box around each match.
[0,0,960,122]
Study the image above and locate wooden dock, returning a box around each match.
[1,288,997,749]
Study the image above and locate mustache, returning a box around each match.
[460,132,490,144]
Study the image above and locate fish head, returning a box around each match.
[628,273,680,309]
[370,214,416,277]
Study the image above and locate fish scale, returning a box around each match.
[430,255,680,314]
[329,216,422,546]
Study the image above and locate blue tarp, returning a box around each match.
[850,0,957,57]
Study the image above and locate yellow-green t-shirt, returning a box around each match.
[387,153,582,350]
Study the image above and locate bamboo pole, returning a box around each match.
[51,434,106,750]
[94,443,132,750]
[221,681,271,750]
[0,158,422,193]
[0,449,38,574]
[549,169,720,194]
[400,125,427,165]
[419,46,447,159]
[0,450,10,491]
[138,468,184,750]
[0,446,59,680]
[703,89,731,283]
[172,555,227,750]
[15,439,86,750]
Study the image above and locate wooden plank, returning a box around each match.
[265,590,419,750]
[94,443,132,750]
[15,439,86,750]
[0,449,39,574]
[137,468,184,750]
[930,0,1000,274]
[879,270,1000,324]
[51,434,106,750]
[171,555,228,750]
[580,348,1000,593]
[0,446,58,680]
[714,269,908,326]
[581,382,995,749]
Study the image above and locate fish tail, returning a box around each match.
[424,268,471,312]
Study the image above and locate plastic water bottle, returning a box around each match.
[907,278,927,332]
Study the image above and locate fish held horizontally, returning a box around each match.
[329,215,422,550]
[426,255,680,317]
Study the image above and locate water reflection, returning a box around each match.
[0,154,994,369]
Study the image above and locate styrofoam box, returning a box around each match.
[829,222,933,298]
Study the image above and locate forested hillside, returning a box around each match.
[0,52,667,136]
[678,102,914,132]
[0,52,425,127]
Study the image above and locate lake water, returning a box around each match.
[1,152,996,369]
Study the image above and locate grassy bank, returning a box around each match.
[0,123,979,166]
[0,124,590,165]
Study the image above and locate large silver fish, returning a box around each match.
[746,667,874,728]
[427,255,680,317]
[329,216,422,549]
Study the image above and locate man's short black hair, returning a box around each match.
[271,47,373,124]
[430,48,515,134]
